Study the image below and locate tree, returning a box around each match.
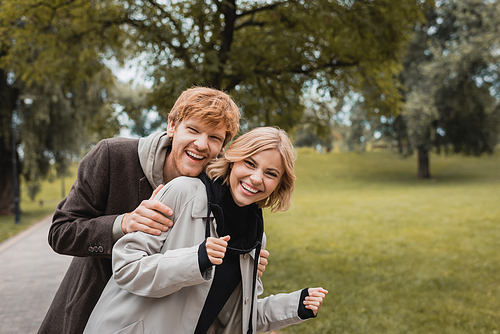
[122,0,430,131]
[113,81,165,137]
[0,0,125,214]
[399,0,500,178]
[0,0,431,214]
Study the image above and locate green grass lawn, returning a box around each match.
[1,150,499,333]
[0,166,77,243]
[262,149,500,333]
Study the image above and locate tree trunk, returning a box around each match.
[0,150,15,215]
[417,147,431,179]
[0,68,20,215]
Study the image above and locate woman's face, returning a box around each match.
[229,149,284,207]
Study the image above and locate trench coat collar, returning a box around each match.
[191,178,215,220]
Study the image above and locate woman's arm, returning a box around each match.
[112,177,213,298]
[113,231,207,298]
[255,287,328,332]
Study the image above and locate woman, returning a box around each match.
[83,127,328,334]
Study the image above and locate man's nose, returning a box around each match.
[194,134,209,150]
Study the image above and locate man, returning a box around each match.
[39,87,270,334]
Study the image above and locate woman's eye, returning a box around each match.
[244,160,255,168]
[266,172,278,178]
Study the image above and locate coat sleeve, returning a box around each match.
[48,140,117,258]
[256,290,305,332]
[255,235,307,332]
[112,178,212,298]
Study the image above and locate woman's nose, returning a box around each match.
[250,170,263,184]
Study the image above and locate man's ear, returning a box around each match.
[218,145,226,157]
[166,119,175,137]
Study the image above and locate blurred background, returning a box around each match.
[0,0,499,333]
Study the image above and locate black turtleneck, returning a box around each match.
[195,190,258,334]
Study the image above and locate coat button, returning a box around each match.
[244,254,249,260]
[97,246,104,253]
[245,297,250,304]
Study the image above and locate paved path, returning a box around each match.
[0,215,72,334]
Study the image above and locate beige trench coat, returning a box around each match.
[83,177,306,334]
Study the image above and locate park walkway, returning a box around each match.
[0,215,72,334]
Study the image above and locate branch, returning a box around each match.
[234,19,266,30]
[235,1,302,31]
[237,1,291,18]
[144,0,182,31]
[135,1,195,69]
[256,58,359,77]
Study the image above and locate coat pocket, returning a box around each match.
[112,320,144,334]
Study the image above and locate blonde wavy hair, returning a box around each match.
[206,127,297,212]
[168,86,241,146]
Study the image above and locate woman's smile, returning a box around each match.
[229,149,283,207]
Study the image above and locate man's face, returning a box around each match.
[164,118,227,183]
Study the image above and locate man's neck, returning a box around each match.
[163,152,177,184]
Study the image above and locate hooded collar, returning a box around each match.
[138,131,172,189]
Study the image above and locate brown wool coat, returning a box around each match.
[38,137,154,334]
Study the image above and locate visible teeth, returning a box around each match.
[242,182,258,194]
[187,151,204,160]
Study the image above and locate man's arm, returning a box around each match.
[48,140,118,257]
[48,139,174,258]
[120,184,173,236]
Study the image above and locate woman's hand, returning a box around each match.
[257,249,269,277]
[206,235,230,265]
[304,287,328,316]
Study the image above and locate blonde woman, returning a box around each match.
[84,127,328,334]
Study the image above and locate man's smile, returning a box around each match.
[186,150,205,160]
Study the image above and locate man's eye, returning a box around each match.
[210,136,223,142]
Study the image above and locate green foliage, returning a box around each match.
[400,0,500,159]
[113,81,165,137]
[122,0,430,130]
[262,149,500,333]
[26,181,40,201]
[0,0,126,86]
[294,94,337,149]
[0,0,125,210]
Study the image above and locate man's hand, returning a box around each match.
[257,249,269,278]
[121,185,174,235]
[304,287,329,316]
[206,235,230,265]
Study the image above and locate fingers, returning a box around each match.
[206,236,230,265]
[149,184,164,200]
[257,249,269,278]
[304,287,328,316]
[260,249,270,259]
[121,186,174,235]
